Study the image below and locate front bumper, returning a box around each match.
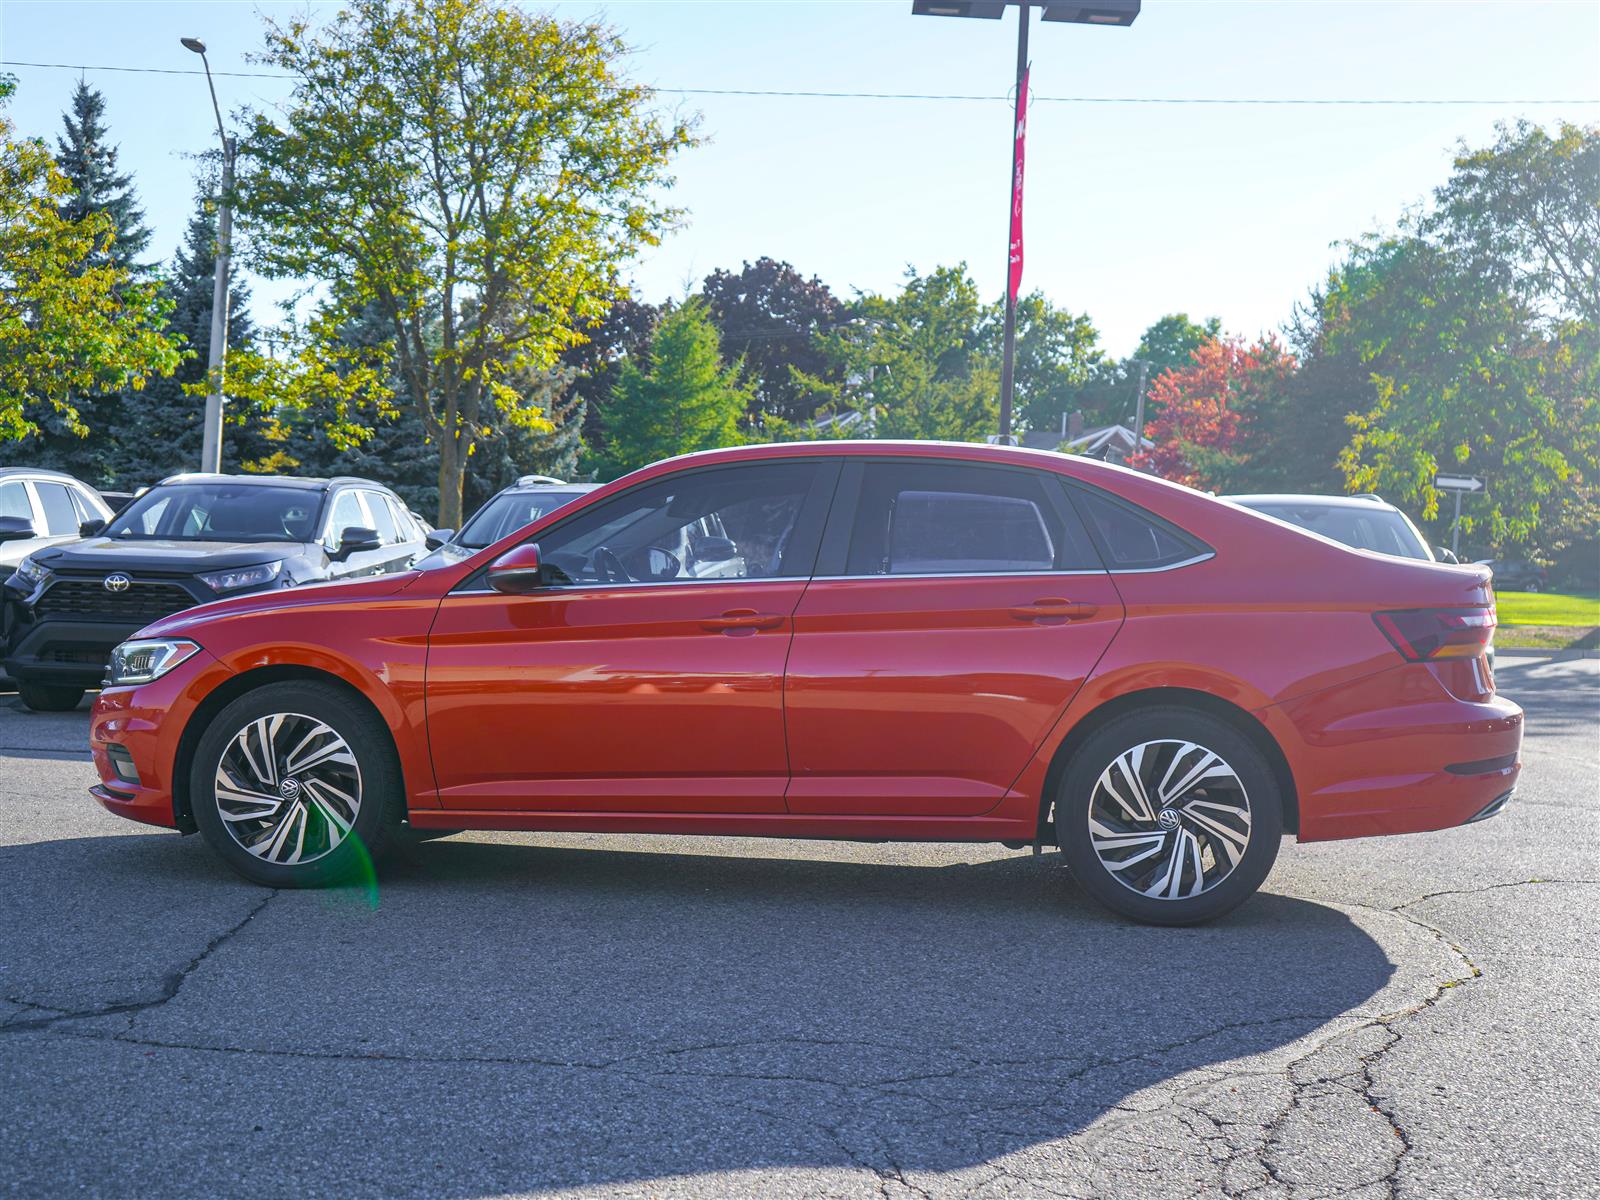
[89,649,234,832]
[5,617,145,688]
[1261,660,1523,842]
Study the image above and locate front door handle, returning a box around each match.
[1009,598,1099,623]
[701,608,786,635]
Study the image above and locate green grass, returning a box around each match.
[1495,590,1600,628]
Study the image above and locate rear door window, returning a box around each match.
[1069,485,1208,570]
[34,482,82,536]
[843,462,1099,576]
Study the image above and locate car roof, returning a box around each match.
[499,480,601,495]
[1223,493,1398,511]
[152,472,389,492]
[0,467,95,485]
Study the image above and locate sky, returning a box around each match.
[1,0,1597,356]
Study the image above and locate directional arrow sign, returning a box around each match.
[1434,473,1486,494]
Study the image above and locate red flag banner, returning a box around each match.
[1007,66,1030,305]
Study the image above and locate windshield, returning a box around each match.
[1245,502,1431,561]
[105,483,323,543]
[455,489,593,549]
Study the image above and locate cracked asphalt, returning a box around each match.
[1,654,1595,1199]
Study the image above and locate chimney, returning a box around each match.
[1067,410,1085,440]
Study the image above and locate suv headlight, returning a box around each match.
[107,639,202,686]
[14,556,50,587]
[197,560,284,594]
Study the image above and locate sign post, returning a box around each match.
[1434,473,1486,557]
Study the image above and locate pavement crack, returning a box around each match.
[1395,876,1600,911]
[0,890,278,1035]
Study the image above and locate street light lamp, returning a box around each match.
[181,36,236,475]
[911,0,1139,444]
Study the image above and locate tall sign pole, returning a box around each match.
[1434,473,1486,557]
[997,4,1031,446]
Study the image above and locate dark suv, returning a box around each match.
[2,474,427,711]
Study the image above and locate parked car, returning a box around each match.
[4,473,428,712]
[1222,493,1436,561]
[88,443,1519,926]
[419,476,600,568]
[1474,558,1548,593]
[0,468,115,572]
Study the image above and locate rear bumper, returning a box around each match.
[1262,661,1523,842]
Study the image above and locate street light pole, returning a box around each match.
[910,1,1140,447]
[996,4,1031,446]
[182,37,231,475]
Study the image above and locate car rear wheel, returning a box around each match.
[1054,707,1282,926]
[190,681,400,887]
[17,682,86,712]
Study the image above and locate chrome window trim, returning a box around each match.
[446,554,1214,597]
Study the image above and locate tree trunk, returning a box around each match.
[437,434,465,529]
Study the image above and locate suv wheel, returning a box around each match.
[1055,707,1283,926]
[17,682,86,712]
[190,681,399,887]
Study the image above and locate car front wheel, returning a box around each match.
[17,682,85,712]
[190,681,400,887]
[1054,707,1283,926]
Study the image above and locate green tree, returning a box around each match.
[804,265,999,442]
[1001,292,1103,436]
[1134,313,1222,377]
[0,80,179,451]
[235,0,696,525]
[1327,122,1599,557]
[590,298,750,480]
[55,80,151,272]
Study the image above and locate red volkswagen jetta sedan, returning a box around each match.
[88,443,1521,925]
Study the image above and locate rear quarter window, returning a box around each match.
[1068,484,1210,570]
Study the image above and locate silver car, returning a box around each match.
[0,468,113,571]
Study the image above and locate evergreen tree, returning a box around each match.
[55,80,151,271]
[100,188,268,487]
[589,299,751,480]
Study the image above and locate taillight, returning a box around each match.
[1374,607,1495,661]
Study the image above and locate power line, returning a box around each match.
[2,60,1595,105]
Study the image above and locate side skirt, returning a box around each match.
[406,808,1037,843]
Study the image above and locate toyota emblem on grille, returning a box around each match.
[103,574,132,593]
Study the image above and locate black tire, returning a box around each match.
[189,681,401,887]
[18,682,85,712]
[1054,707,1283,926]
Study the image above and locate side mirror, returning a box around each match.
[79,519,107,538]
[330,526,382,562]
[424,528,455,551]
[487,542,546,594]
[694,536,738,565]
[0,516,35,544]
[1433,546,1459,564]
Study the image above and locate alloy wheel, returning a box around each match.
[213,713,363,865]
[1086,739,1252,901]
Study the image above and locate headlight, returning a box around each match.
[197,560,284,594]
[14,556,50,587]
[107,639,202,686]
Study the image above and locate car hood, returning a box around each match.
[30,537,314,573]
[137,572,424,638]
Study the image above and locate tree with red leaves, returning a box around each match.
[1129,335,1297,492]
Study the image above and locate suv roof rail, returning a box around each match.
[516,474,567,486]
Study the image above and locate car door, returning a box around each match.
[783,458,1125,817]
[424,458,839,814]
[321,489,382,579]
[357,490,423,573]
[0,479,45,569]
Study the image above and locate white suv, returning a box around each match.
[0,469,113,571]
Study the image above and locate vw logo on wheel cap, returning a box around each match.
[278,778,302,802]
[1157,808,1181,830]
[102,573,131,593]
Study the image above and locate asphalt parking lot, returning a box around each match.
[1,655,1596,1200]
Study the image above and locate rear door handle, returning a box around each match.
[701,608,786,635]
[1009,598,1099,623]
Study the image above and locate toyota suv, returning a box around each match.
[2,474,427,711]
